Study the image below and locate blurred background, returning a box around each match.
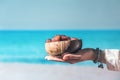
[0,0,120,80]
[0,0,120,30]
[0,0,120,65]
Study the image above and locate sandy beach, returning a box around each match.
[0,63,119,80]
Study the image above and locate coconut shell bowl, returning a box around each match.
[45,35,82,56]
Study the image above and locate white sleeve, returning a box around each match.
[104,49,120,71]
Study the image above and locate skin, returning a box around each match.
[45,48,106,64]
[45,35,106,64]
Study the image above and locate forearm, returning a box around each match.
[91,49,106,69]
[91,49,106,64]
[76,48,106,63]
[76,48,97,61]
[77,48,120,71]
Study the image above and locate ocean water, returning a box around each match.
[0,30,120,66]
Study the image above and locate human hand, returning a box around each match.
[45,53,82,64]
[45,48,96,64]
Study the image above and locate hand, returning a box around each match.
[45,48,96,64]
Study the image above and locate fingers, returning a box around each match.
[45,54,83,64]
[45,56,64,62]
[63,54,82,61]
[66,59,82,64]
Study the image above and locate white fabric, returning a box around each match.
[104,49,120,71]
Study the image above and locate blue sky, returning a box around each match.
[0,0,120,30]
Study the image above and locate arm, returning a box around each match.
[45,48,106,64]
[45,48,120,71]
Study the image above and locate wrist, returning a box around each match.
[92,49,106,63]
[93,48,105,68]
[89,49,96,60]
[81,48,96,60]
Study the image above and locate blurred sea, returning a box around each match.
[0,30,120,66]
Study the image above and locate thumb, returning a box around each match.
[63,54,82,61]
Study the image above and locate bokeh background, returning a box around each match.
[0,0,120,30]
[0,0,120,80]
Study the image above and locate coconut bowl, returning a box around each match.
[45,39,82,56]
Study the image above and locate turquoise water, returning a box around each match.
[0,30,120,66]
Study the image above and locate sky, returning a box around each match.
[0,0,120,30]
